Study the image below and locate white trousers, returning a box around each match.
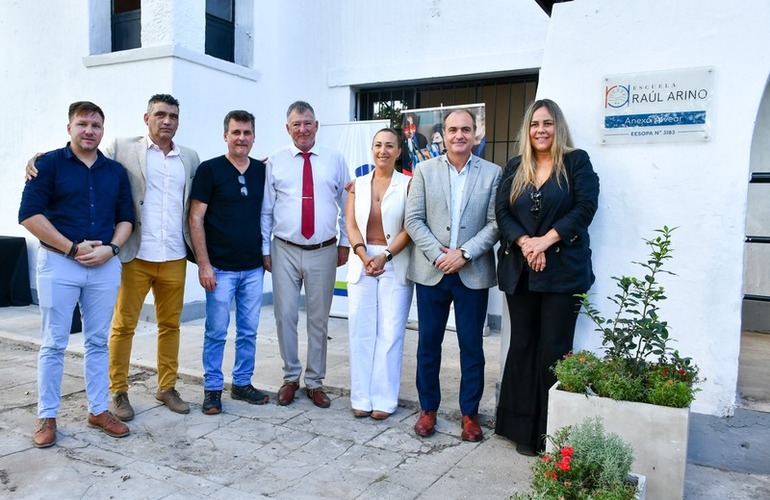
[348,245,414,413]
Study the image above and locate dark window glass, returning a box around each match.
[113,0,140,14]
[206,0,234,21]
[206,0,235,62]
[112,0,141,52]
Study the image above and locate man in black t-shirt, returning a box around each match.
[189,110,268,415]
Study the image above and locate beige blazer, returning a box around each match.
[104,136,200,263]
[405,155,501,289]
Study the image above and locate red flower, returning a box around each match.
[558,461,571,472]
[560,446,573,457]
[541,455,552,462]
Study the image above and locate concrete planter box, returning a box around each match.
[628,472,647,500]
[547,384,688,500]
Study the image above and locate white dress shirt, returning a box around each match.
[261,143,350,254]
[447,156,470,250]
[136,137,186,262]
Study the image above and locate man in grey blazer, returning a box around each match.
[405,109,500,442]
[104,94,200,420]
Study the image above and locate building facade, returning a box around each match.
[2,0,769,417]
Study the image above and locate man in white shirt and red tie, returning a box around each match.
[261,101,350,408]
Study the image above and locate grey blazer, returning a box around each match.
[104,136,200,263]
[405,155,501,289]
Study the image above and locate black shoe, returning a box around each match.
[202,390,222,415]
[515,443,537,456]
[231,384,269,405]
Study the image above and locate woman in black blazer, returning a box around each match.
[494,99,599,455]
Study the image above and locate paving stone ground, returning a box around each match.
[0,305,768,499]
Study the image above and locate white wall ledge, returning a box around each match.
[83,44,260,82]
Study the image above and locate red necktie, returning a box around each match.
[300,152,315,239]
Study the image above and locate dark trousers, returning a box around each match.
[415,274,489,416]
[495,278,580,451]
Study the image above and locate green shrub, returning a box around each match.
[646,364,695,407]
[514,417,637,500]
[593,358,646,403]
[553,351,602,393]
[554,227,701,408]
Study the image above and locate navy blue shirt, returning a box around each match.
[18,143,135,245]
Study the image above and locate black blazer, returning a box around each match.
[496,149,599,294]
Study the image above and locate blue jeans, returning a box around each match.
[36,248,121,417]
[202,267,264,390]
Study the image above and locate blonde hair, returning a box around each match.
[509,99,574,203]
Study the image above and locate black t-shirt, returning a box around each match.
[190,155,265,271]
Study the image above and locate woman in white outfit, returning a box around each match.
[346,128,413,420]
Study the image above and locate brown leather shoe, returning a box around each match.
[414,410,437,437]
[352,409,371,418]
[88,411,130,438]
[277,381,299,406]
[306,387,331,408]
[33,418,57,448]
[110,391,134,421]
[371,410,391,420]
[461,415,483,442]
[156,388,191,414]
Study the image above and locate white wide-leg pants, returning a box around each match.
[348,245,413,413]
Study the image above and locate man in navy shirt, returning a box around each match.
[189,110,267,415]
[19,101,134,448]
[27,94,201,421]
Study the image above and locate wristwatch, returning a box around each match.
[460,248,472,261]
[109,243,121,256]
[383,249,393,261]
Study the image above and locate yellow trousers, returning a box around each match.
[109,258,186,393]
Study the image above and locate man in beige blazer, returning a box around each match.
[405,109,500,442]
[104,94,199,420]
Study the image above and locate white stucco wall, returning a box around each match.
[537,0,770,415]
[0,2,110,238]
[323,0,550,88]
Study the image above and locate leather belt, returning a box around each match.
[40,243,65,255]
[276,237,337,251]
